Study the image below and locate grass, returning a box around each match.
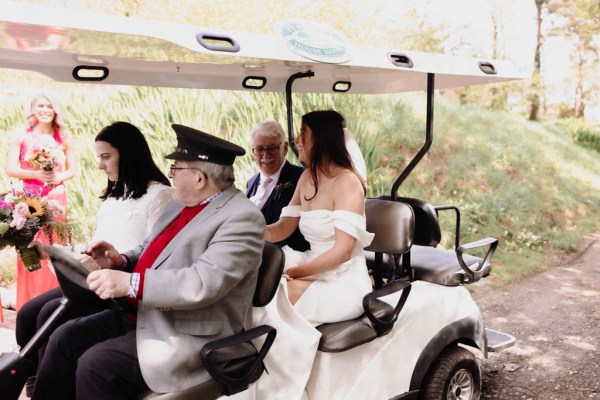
[1,83,600,288]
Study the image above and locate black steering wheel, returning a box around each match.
[43,245,133,312]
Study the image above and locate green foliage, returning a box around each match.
[555,118,600,153]
[2,86,600,287]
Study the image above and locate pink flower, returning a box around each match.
[9,202,29,230]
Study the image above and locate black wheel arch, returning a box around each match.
[409,315,486,391]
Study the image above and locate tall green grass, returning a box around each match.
[1,86,600,287]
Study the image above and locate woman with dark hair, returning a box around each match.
[91,121,172,250]
[257,110,374,399]
[14,121,172,391]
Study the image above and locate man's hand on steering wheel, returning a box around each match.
[82,240,122,269]
[87,269,131,299]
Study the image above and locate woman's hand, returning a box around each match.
[40,169,58,186]
[285,266,301,279]
[21,241,48,260]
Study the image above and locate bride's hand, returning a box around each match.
[285,266,299,279]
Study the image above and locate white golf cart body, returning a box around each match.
[0,3,523,399]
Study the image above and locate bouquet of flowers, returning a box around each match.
[26,136,66,188]
[0,186,70,272]
[28,148,57,171]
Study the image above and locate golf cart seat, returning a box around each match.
[381,196,498,286]
[136,241,285,400]
[317,199,413,352]
[364,198,414,288]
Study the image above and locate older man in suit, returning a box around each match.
[31,124,265,400]
[246,121,309,251]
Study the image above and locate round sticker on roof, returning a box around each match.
[279,20,352,64]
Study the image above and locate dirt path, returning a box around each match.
[473,230,600,399]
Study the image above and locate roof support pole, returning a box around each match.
[391,73,435,201]
[285,71,314,157]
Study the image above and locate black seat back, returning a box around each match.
[378,195,441,247]
[253,241,285,306]
[365,198,414,255]
[365,198,415,286]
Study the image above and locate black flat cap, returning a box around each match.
[165,124,245,165]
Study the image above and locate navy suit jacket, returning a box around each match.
[246,161,310,251]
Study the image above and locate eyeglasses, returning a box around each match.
[169,164,205,175]
[252,143,282,155]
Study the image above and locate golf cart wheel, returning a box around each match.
[420,346,481,400]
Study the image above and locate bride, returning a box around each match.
[255,110,374,399]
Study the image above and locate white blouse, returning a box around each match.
[92,182,173,252]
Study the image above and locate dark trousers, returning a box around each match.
[31,309,149,400]
[16,287,105,370]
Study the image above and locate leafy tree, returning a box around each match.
[547,0,600,118]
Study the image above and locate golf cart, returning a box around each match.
[0,3,522,399]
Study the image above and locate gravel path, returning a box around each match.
[474,230,600,400]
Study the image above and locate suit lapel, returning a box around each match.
[150,186,238,269]
[246,173,259,197]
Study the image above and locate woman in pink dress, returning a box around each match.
[6,91,77,310]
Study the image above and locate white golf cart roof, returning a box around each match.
[0,2,525,94]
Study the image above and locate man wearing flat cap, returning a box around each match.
[32,124,266,400]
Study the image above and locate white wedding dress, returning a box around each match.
[240,206,374,400]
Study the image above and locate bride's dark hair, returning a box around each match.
[96,121,170,200]
[301,110,362,201]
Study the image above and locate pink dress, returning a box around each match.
[15,128,68,310]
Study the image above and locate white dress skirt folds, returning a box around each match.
[243,206,374,400]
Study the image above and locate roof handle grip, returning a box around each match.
[332,81,351,93]
[72,66,109,81]
[196,32,240,53]
[242,76,267,90]
[478,61,497,75]
[388,53,414,68]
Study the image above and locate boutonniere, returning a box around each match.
[274,181,294,199]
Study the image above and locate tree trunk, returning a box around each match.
[529,0,545,121]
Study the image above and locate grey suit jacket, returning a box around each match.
[123,185,265,393]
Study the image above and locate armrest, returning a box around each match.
[362,279,412,336]
[200,325,276,396]
[457,237,498,283]
[433,205,461,250]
